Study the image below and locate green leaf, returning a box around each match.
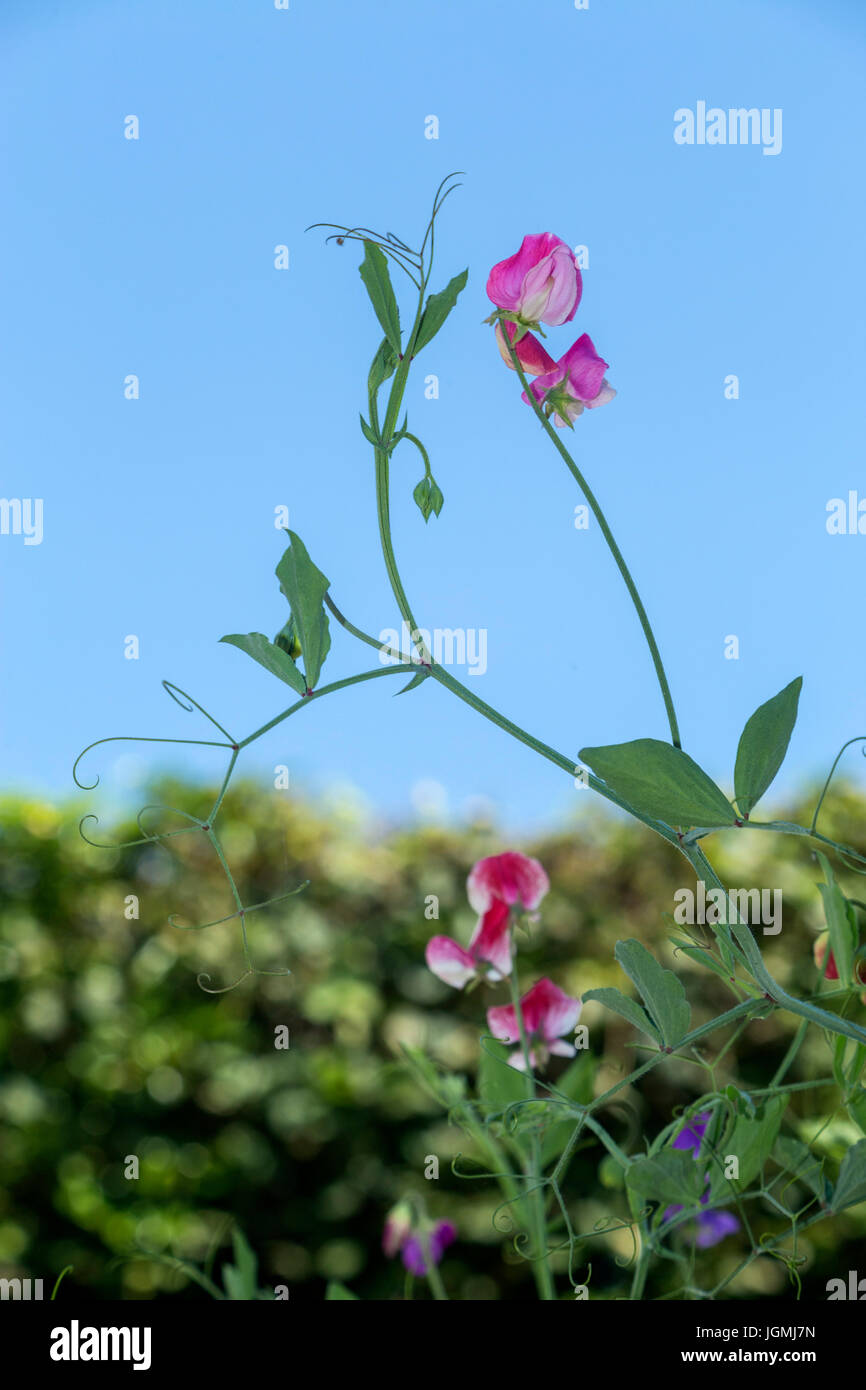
[832,1137,866,1211]
[478,1038,528,1112]
[368,337,398,397]
[539,1052,596,1167]
[359,413,380,446]
[772,1135,825,1201]
[613,939,691,1048]
[582,986,661,1044]
[816,851,858,986]
[578,739,736,829]
[708,1096,786,1198]
[220,632,307,695]
[411,269,468,356]
[626,1150,705,1208]
[395,670,428,695]
[846,1088,866,1137]
[325,1281,359,1300]
[359,241,401,354]
[222,1230,259,1300]
[733,677,802,816]
[275,531,332,691]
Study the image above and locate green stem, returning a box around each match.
[501,327,681,749]
[507,948,556,1300]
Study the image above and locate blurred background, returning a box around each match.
[2,777,865,1300]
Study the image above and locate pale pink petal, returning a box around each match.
[548,1040,577,1058]
[584,379,616,409]
[425,936,477,989]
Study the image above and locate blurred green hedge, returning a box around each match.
[1,779,865,1301]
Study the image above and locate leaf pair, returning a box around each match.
[584,938,691,1048]
[359,240,468,361]
[221,531,331,695]
[579,676,802,830]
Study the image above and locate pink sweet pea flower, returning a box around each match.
[467,851,550,917]
[494,320,557,376]
[487,233,582,327]
[522,333,616,426]
[487,977,581,1071]
[426,897,512,989]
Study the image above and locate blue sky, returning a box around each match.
[2,0,865,833]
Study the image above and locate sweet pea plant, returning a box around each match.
[76,177,866,1300]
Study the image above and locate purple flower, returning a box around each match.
[662,1111,740,1249]
[399,1221,457,1277]
[383,1207,456,1277]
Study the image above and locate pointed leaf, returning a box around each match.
[412,269,468,356]
[326,1281,359,1300]
[614,939,691,1048]
[578,739,736,829]
[707,1096,786,1199]
[773,1135,825,1200]
[359,413,380,446]
[734,677,802,816]
[220,632,307,694]
[832,1137,866,1211]
[359,241,401,354]
[395,670,428,695]
[275,531,331,691]
[582,986,661,1043]
[368,337,398,397]
[626,1150,705,1208]
[478,1038,528,1112]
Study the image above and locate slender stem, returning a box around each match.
[507,946,556,1301]
[237,664,416,748]
[501,328,681,749]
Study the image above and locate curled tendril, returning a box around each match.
[307,171,465,291]
[73,733,233,791]
[77,813,199,852]
[196,969,255,995]
[306,222,424,285]
[161,681,238,745]
[811,736,866,834]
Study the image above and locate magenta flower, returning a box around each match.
[487,233,582,327]
[383,1205,456,1277]
[426,897,512,989]
[400,1221,457,1277]
[467,851,550,916]
[662,1111,741,1249]
[522,334,616,426]
[494,320,557,376]
[487,977,581,1071]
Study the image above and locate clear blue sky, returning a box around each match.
[2,0,865,833]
